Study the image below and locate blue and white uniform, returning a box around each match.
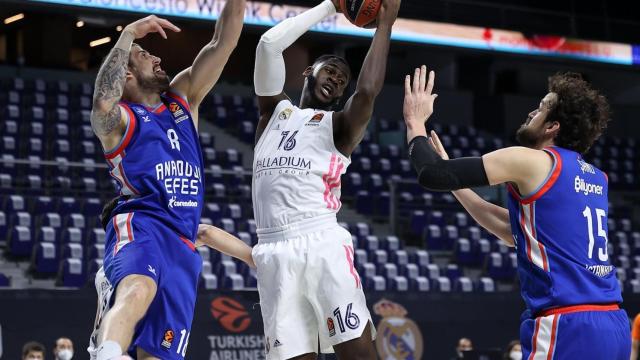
[89,92,204,359]
[507,146,629,360]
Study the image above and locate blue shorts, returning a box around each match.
[520,306,630,360]
[103,212,202,359]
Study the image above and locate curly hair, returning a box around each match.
[546,72,610,154]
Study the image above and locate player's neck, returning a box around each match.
[537,138,556,150]
[300,94,333,111]
[125,91,162,108]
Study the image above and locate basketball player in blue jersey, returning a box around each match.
[404,66,630,359]
[87,2,246,359]
[251,0,400,359]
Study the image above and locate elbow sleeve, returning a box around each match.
[409,136,489,191]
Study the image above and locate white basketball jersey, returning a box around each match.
[252,100,350,230]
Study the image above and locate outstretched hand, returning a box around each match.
[403,65,437,141]
[123,15,181,40]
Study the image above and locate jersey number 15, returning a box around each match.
[582,206,609,262]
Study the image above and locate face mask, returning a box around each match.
[509,351,522,360]
[57,349,73,360]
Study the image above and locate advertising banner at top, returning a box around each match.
[25,0,640,66]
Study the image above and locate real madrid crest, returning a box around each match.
[374,298,424,360]
[278,108,292,121]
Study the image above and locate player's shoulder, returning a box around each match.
[487,146,551,163]
[270,99,299,120]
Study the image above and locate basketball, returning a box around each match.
[340,0,381,28]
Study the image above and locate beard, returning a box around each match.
[515,124,542,148]
[304,74,341,110]
[134,70,170,94]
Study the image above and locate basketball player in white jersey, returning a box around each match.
[251,0,400,359]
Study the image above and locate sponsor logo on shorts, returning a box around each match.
[273,339,282,348]
[374,299,423,360]
[210,296,251,333]
[161,330,174,349]
[168,196,199,209]
[327,318,336,337]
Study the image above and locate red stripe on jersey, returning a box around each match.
[529,204,549,271]
[105,104,137,160]
[180,236,196,251]
[522,147,563,204]
[125,213,134,245]
[520,205,534,265]
[117,162,139,195]
[113,217,122,255]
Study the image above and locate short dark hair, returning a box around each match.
[547,72,610,154]
[313,54,352,79]
[22,341,45,358]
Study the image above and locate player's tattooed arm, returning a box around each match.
[91,42,131,138]
[91,16,180,146]
[333,0,401,157]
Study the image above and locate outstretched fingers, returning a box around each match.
[412,67,420,94]
[426,70,435,95]
[156,18,181,33]
[419,65,427,92]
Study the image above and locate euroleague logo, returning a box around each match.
[210,296,251,333]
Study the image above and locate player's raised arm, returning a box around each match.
[332,0,400,156]
[429,131,513,245]
[254,0,339,142]
[91,15,180,151]
[404,66,552,195]
[196,224,255,268]
[170,0,245,119]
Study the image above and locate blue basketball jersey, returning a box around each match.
[507,146,622,315]
[103,92,204,242]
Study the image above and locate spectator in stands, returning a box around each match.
[22,341,45,360]
[631,313,640,359]
[53,337,73,360]
[451,337,473,359]
[503,340,521,360]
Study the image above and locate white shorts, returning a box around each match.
[252,214,376,360]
